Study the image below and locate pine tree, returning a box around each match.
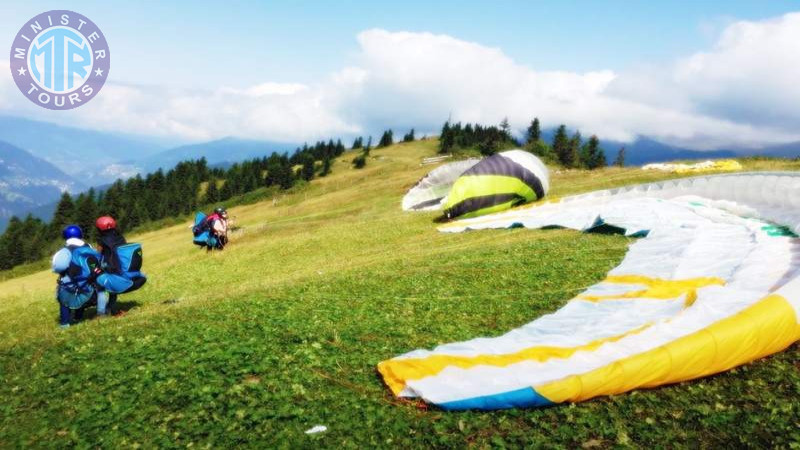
[499,117,510,137]
[301,155,315,181]
[527,118,541,142]
[275,158,295,189]
[613,147,626,167]
[351,136,363,150]
[552,125,571,166]
[204,179,220,204]
[320,157,332,177]
[568,131,583,168]
[439,121,454,154]
[364,136,372,155]
[378,129,393,148]
[403,129,415,142]
[1,217,24,268]
[582,135,606,169]
[597,147,607,168]
[219,178,235,201]
[129,202,149,230]
[74,190,98,242]
[145,169,167,219]
[50,192,76,236]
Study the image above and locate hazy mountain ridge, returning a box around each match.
[0,116,167,185]
[141,137,294,171]
[0,140,84,228]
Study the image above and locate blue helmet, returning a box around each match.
[62,225,83,240]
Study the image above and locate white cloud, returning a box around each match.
[1,13,800,150]
[349,27,800,149]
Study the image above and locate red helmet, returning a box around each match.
[95,215,117,231]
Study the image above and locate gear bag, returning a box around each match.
[192,212,221,248]
[97,243,147,294]
[192,212,209,237]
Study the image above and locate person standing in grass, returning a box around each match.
[206,206,229,250]
[95,216,127,315]
[52,225,108,328]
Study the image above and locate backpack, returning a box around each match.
[192,212,209,236]
[192,212,222,248]
[98,229,127,274]
[96,243,147,294]
[56,245,102,309]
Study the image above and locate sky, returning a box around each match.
[1,1,800,149]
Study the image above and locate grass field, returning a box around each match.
[1,140,799,448]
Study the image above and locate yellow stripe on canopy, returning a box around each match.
[578,275,725,306]
[535,294,800,404]
[377,323,652,396]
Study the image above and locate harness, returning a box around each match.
[56,244,103,309]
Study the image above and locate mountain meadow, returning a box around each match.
[1,139,799,448]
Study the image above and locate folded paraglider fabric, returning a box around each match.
[379,171,800,410]
[642,159,742,173]
[402,150,549,219]
[402,159,480,211]
[443,150,549,219]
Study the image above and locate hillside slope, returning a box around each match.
[0,141,798,448]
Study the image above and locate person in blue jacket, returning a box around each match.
[51,225,109,328]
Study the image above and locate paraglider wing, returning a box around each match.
[402,159,481,211]
[443,150,550,219]
[379,171,800,410]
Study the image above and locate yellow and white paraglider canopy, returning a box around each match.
[379,171,800,410]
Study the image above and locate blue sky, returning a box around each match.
[2,1,797,89]
[2,1,800,149]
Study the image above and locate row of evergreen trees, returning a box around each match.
[438,117,625,169]
[438,119,518,156]
[352,128,417,169]
[525,118,624,168]
[0,135,353,271]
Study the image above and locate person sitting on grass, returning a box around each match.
[52,225,109,328]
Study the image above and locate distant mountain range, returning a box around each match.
[141,137,293,172]
[0,115,166,186]
[0,140,84,229]
[600,137,738,166]
[533,129,797,164]
[0,117,299,231]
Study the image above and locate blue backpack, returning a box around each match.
[56,245,103,309]
[192,212,220,248]
[97,243,147,294]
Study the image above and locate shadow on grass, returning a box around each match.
[52,300,142,326]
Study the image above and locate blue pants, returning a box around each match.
[59,302,85,325]
[57,291,106,325]
[59,302,71,326]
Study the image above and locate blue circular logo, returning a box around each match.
[9,10,110,110]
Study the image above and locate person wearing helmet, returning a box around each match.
[52,225,108,328]
[206,206,229,250]
[95,215,127,315]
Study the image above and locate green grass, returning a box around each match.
[1,140,799,448]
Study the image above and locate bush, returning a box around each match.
[352,154,366,169]
[527,140,558,165]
